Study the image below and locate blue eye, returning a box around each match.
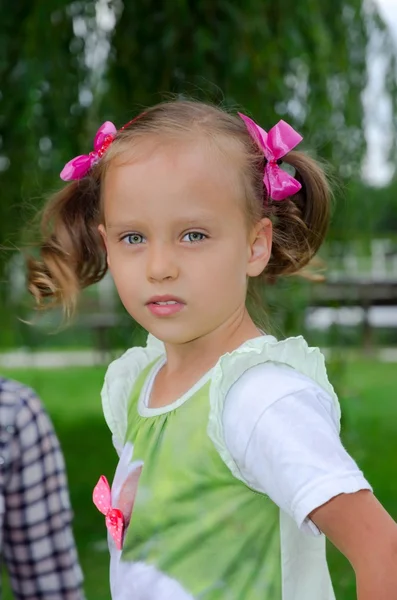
[122,233,145,245]
[182,232,207,243]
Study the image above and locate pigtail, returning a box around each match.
[27,175,107,316]
[265,152,331,281]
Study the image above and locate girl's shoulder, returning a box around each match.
[101,334,165,449]
[211,334,337,409]
[208,334,340,480]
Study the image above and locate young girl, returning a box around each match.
[28,100,397,599]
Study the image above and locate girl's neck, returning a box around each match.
[161,309,262,377]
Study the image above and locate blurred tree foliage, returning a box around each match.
[0,2,90,293]
[0,0,396,340]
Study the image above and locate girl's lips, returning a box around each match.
[146,301,185,317]
[147,295,185,304]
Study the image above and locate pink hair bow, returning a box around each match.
[93,475,124,550]
[60,121,117,181]
[238,113,303,201]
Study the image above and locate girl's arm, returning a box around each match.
[222,362,396,596]
[311,490,397,599]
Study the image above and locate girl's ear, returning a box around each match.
[98,224,110,267]
[246,217,272,277]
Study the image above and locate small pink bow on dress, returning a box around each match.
[238,113,303,201]
[93,475,125,550]
[60,121,117,181]
[93,449,143,551]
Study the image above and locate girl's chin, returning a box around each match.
[144,324,201,346]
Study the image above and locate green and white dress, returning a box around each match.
[101,334,370,600]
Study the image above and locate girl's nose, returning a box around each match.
[146,243,179,282]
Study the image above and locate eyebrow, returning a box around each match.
[106,215,218,230]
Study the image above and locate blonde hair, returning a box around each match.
[28,100,331,316]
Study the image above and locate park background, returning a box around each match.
[1,0,397,597]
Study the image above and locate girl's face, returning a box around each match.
[99,139,271,345]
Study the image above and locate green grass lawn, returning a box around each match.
[1,359,397,599]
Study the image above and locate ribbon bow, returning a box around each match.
[93,475,124,550]
[238,113,303,201]
[60,121,117,181]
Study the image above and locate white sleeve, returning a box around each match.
[223,362,372,535]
